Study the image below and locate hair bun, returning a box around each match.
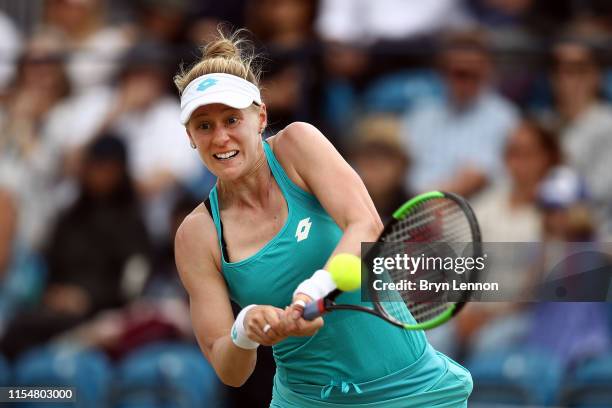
[174,27,260,95]
[203,38,241,60]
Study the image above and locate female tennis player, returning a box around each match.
[174,30,472,407]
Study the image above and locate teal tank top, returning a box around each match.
[208,140,436,398]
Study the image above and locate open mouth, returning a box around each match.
[213,150,239,160]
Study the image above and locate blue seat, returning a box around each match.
[362,70,443,114]
[562,352,612,408]
[0,354,10,386]
[603,69,612,103]
[112,342,222,408]
[466,347,563,406]
[14,345,112,408]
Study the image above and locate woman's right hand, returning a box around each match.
[243,305,288,346]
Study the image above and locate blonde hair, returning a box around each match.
[174,28,261,95]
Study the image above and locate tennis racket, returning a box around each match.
[303,191,482,331]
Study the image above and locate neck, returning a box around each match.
[509,183,537,207]
[217,146,271,210]
[558,96,595,122]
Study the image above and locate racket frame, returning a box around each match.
[306,191,482,331]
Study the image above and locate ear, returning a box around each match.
[258,103,268,133]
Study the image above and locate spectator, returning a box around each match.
[473,119,562,242]
[45,41,203,241]
[562,1,612,42]
[40,0,133,94]
[129,0,194,76]
[526,166,610,369]
[0,136,152,359]
[187,0,248,45]
[467,0,574,39]
[133,0,191,45]
[349,115,412,223]
[51,189,199,359]
[0,31,72,251]
[314,0,469,142]
[451,120,562,357]
[402,30,518,197]
[0,10,22,92]
[315,0,470,45]
[539,38,612,237]
[0,190,46,338]
[246,0,325,134]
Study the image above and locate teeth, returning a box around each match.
[214,150,238,160]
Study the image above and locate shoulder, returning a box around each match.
[174,203,222,273]
[471,185,508,214]
[405,100,446,129]
[269,122,328,156]
[482,92,519,120]
[587,103,612,124]
[267,122,334,192]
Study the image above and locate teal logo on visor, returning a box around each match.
[197,78,218,92]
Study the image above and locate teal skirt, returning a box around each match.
[270,344,472,407]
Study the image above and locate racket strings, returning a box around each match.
[376,198,475,324]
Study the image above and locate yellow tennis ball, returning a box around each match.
[328,253,362,291]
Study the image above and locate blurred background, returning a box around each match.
[0,0,612,407]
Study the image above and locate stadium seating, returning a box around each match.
[561,352,612,408]
[111,341,221,408]
[13,345,112,408]
[0,353,10,386]
[466,347,563,406]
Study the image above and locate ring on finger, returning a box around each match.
[263,323,271,334]
[292,299,306,308]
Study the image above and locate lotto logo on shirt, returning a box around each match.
[296,218,312,242]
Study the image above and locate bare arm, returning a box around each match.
[275,122,383,262]
[175,211,257,387]
[272,123,384,323]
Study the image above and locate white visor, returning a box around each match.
[180,73,262,125]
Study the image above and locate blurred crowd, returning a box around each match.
[1,0,612,406]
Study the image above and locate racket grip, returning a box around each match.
[302,298,325,320]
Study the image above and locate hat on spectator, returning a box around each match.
[351,115,409,164]
[354,115,403,151]
[537,166,589,209]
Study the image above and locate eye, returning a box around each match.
[198,122,211,131]
[227,116,239,126]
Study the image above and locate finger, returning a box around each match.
[280,308,299,333]
[295,316,324,335]
[262,326,285,344]
[289,298,308,320]
[245,314,269,344]
[262,310,287,340]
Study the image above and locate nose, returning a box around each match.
[211,126,231,146]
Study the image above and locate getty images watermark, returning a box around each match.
[369,253,497,293]
[361,242,612,302]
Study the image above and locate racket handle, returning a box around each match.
[302,298,325,320]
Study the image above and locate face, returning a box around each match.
[552,43,599,104]
[21,54,64,92]
[20,35,66,92]
[46,0,98,33]
[441,49,490,106]
[82,160,123,198]
[504,124,555,188]
[186,103,267,180]
[264,0,313,33]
